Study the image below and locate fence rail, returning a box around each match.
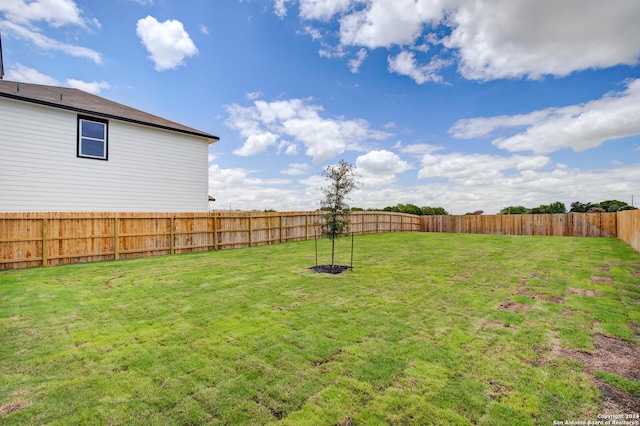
[1,210,638,270]
[0,211,421,269]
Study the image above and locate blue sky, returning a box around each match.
[1,0,639,213]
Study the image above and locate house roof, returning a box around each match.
[0,79,219,143]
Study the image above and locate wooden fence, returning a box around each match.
[1,210,638,270]
[0,211,421,269]
[421,212,618,237]
[617,209,640,253]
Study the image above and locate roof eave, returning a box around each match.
[0,91,220,142]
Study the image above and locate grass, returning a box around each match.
[1,232,639,425]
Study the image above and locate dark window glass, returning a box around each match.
[81,138,105,157]
[81,121,105,139]
[78,117,108,160]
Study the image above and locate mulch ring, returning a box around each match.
[552,334,640,414]
[309,265,350,274]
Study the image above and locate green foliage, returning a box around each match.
[570,200,637,213]
[422,206,449,215]
[529,202,566,214]
[382,203,449,215]
[569,201,594,213]
[596,199,636,212]
[500,202,566,214]
[500,206,530,215]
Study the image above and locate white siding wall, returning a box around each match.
[0,98,210,212]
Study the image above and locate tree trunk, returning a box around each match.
[331,237,335,267]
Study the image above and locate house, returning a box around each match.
[0,80,219,212]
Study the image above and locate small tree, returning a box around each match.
[319,160,359,267]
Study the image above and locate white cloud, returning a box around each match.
[348,48,367,73]
[396,142,441,155]
[417,152,550,182]
[208,163,311,211]
[66,78,109,94]
[281,163,310,175]
[303,25,322,41]
[209,164,258,186]
[210,159,639,214]
[4,64,110,95]
[299,0,351,21]
[278,0,640,82]
[450,111,551,140]
[445,0,640,80]
[1,20,103,64]
[338,0,443,49]
[387,50,449,84]
[274,0,291,18]
[136,16,198,71]
[199,24,209,35]
[451,79,640,154]
[284,143,298,156]
[0,0,87,28]
[355,149,412,187]
[245,91,264,100]
[356,149,411,175]
[233,132,278,156]
[225,98,393,163]
[3,63,59,85]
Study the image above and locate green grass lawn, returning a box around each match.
[1,233,639,425]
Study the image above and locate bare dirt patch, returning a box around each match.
[591,276,614,285]
[499,301,531,313]
[551,334,640,414]
[591,334,640,380]
[568,287,598,297]
[598,381,639,415]
[0,399,30,416]
[518,277,565,304]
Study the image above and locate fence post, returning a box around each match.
[249,214,253,247]
[213,213,218,250]
[114,217,120,260]
[279,214,284,243]
[170,216,175,254]
[42,218,48,267]
[305,214,309,241]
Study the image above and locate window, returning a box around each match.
[77,116,108,160]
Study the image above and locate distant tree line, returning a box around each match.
[568,200,636,213]
[499,200,636,215]
[351,203,449,215]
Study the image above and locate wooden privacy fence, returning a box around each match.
[421,212,619,237]
[0,211,421,269]
[1,210,638,270]
[617,209,640,253]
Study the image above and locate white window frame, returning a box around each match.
[77,116,108,160]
